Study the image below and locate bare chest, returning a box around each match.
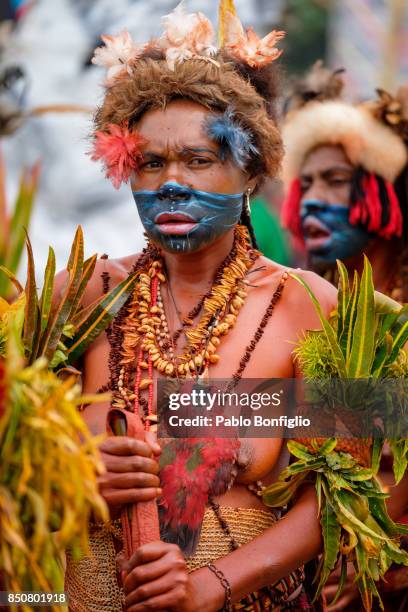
[81,281,297,436]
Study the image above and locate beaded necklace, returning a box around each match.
[108,225,289,429]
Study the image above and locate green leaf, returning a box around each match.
[0,265,24,294]
[347,256,376,377]
[262,472,309,508]
[39,227,84,361]
[314,498,341,599]
[374,291,403,315]
[39,247,56,335]
[382,539,408,565]
[385,320,408,368]
[343,467,374,482]
[325,451,355,470]
[317,438,337,456]
[326,470,353,491]
[3,165,38,275]
[327,555,347,607]
[340,269,359,359]
[286,458,325,473]
[335,491,387,541]
[389,439,408,485]
[0,151,7,261]
[286,440,314,461]
[336,259,350,339]
[371,343,389,378]
[23,236,39,361]
[368,497,399,537]
[69,254,97,317]
[354,543,378,612]
[316,473,322,513]
[376,309,403,344]
[290,273,347,376]
[66,272,138,364]
[67,225,84,273]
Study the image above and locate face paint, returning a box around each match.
[300,199,371,266]
[133,181,243,253]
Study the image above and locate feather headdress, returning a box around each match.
[205,110,259,169]
[159,1,218,71]
[368,86,408,142]
[91,0,284,79]
[91,30,145,87]
[281,63,408,241]
[221,8,284,68]
[282,63,408,185]
[90,0,284,188]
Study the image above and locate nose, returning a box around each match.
[158,183,191,202]
[301,175,331,205]
[301,199,327,217]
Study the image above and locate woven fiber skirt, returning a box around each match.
[65,506,310,611]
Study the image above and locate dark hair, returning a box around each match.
[394,167,408,301]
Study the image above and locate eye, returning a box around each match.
[328,176,351,186]
[189,157,213,167]
[141,160,164,170]
[300,178,311,192]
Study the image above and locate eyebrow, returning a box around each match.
[181,147,219,156]
[301,165,354,179]
[142,152,165,160]
[141,147,220,160]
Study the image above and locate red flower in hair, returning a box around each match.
[90,123,147,189]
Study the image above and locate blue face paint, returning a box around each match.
[133,181,243,253]
[300,199,371,266]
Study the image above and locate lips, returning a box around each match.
[302,215,332,251]
[154,212,198,235]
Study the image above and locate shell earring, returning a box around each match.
[245,189,252,215]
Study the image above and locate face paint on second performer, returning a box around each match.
[133,181,243,253]
[301,199,371,266]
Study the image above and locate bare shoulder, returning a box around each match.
[53,252,141,308]
[253,256,337,320]
[284,267,338,318]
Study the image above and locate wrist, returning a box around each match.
[188,567,226,612]
[207,563,232,611]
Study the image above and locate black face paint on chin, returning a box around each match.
[133,182,243,253]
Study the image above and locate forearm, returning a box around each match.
[385,470,408,521]
[189,485,321,611]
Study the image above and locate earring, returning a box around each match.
[245,189,252,215]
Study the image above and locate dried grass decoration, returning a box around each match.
[263,257,408,611]
[0,227,139,606]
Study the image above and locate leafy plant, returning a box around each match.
[292,256,408,477]
[0,225,137,371]
[263,257,408,611]
[0,340,108,605]
[0,155,40,298]
[293,257,408,380]
[264,439,408,610]
[0,228,138,608]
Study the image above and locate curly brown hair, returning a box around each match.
[93,50,282,182]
